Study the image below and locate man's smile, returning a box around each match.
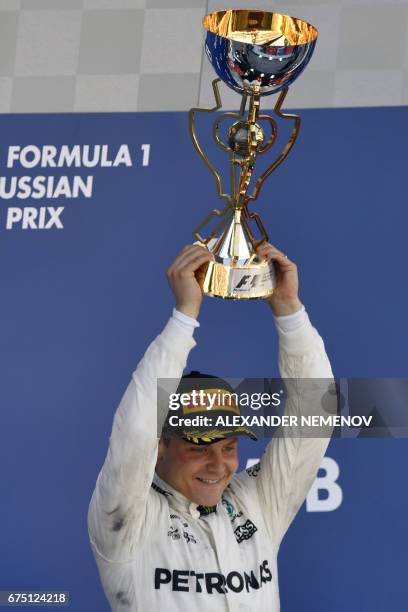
[196,476,226,485]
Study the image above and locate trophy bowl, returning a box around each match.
[203,10,318,96]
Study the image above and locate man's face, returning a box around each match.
[156,437,239,506]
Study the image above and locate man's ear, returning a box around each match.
[157,437,168,462]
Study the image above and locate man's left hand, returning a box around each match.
[257,242,303,316]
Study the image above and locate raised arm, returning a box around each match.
[235,244,334,547]
[88,245,213,562]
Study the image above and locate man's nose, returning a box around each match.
[206,451,224,472]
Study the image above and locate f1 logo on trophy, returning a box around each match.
[189,10,318,299]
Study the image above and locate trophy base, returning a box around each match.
[202,258,277,299]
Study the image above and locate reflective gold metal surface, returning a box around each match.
[203,259,275,300]
[203,10,317,47]
[189,10,317,299]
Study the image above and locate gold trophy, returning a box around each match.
[189,10,318,299]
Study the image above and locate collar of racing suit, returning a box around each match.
[153,473,217,519]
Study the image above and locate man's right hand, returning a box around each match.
[166,245,214,320]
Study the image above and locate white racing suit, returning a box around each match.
[88,316,333,611]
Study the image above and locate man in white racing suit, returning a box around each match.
[88,243,334,611]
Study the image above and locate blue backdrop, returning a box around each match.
[0,106,407,611]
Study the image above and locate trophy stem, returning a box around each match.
[232,209,242,263]
[248,90,260,124]
[231,90,261,211]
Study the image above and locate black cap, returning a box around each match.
[163,371,257,445]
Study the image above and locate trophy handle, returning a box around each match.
[193,202,234,245]
[247,88,301,205]
[241,206,269,251]
[257,114,278,155]
[189,78,232,208]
